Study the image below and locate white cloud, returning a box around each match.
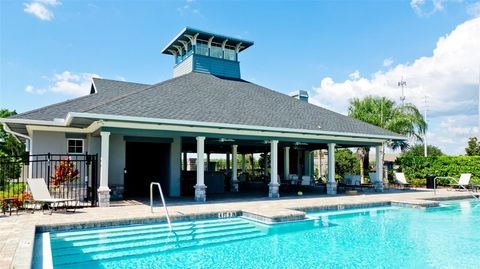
[383,57,394,67]
[23,0,61,21]
[50,71,100,96]
[348,70,361,80]
[25,85,46,95]
[410,0,445,17]
[26,71,100,96]
[310,18,480,155]
[467,1,480,17]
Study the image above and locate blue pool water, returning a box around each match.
[35,199,480,269]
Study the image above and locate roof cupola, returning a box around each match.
[161,27,253,79]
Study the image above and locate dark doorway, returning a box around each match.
[125,142,170,198]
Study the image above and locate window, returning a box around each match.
[224,47,236,61]
[67,139,84,154]
[195,42,209,56]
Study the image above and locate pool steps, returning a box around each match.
[50,218,267,267]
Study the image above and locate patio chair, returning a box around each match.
[393,172,412,189]
[27,178,78,214]
[301,176,311,186]
[450,173,474,190]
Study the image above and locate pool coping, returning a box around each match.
[11,193,478,269]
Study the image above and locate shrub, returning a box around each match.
[396,156,480,185]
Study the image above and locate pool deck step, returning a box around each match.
[242,208,306,223]
[390,199,439,208]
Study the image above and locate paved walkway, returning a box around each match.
[0,189,476,269]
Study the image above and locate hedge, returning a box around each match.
[396,156,480,185]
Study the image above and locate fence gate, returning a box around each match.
[0,153,99,206]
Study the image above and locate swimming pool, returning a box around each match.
[34,199,479,269]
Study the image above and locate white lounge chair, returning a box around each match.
[27,178,78,214]
[301,176,311,186]
[450,173,473,190]
[393,172,412,189]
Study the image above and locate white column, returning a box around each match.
[231,145,239,192]
[269,140,280,198]
[98,131,111,207]
[194,136,207,202]
[375,145,384,192]
[284,146,290,180]
[327,143,337,195]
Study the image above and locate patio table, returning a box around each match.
[1,198,19,216]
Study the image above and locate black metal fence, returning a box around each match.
[0,153,99,206]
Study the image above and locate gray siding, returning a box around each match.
[32,131,69,154]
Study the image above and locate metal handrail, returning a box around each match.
[150,182,173,232]
[434,176,479,200]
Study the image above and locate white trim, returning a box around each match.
[1,112,406,142]
[65,112,405,141]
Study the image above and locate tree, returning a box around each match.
[465,137,480,156]
[0,109,25,156]
[348,96,427,171]
[401,144,444,158]
[355,147,366,183]
[335,149,360,179]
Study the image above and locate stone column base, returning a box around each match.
[374,182,384,192]
[268,183,280,198]
[98,187,111,207]
[231,181,239,192]
[326,182,337,195]
[194,184,207,202]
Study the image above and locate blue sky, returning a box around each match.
[1,0,479,155]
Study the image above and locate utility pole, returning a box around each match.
[424,95,428,157]
[398,77,407,106]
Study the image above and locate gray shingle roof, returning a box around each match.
[9,78,149,121]
[9,72,401,138]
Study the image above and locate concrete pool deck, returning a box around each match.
[1,189,478,269]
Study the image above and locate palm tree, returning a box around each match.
[355,147,366,183]
[348,96,427,170]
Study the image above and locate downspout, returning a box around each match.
[3,123,33,178]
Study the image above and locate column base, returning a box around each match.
[97,187,111,207]
[268,183,280,198]
[194,184,207,202]
[326,182,337,195]
[231,181,239,192]
[374,182,384,192]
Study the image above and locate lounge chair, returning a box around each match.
[450,173,474,190]
[27,178,78,214]
[301,176,311,186]
[393,172,412,189]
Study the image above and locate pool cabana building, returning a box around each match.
[2,27,404,206]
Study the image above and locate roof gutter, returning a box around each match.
[66,112,406,141]
[2,122,31,151]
